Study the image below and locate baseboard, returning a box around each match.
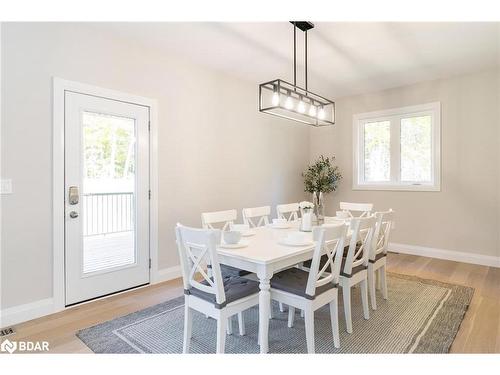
[0,298,54,329]
[389,242,500,268]
[152,265,182,284]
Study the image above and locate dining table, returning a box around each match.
[217,219,350,353]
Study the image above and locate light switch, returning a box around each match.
[1,179,12,194]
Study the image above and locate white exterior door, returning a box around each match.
[64,91,150,306]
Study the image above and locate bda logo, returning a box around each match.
[1,339,17,354]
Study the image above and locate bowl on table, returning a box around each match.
[223,231,242,245]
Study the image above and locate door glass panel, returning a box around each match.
[364,120,391,182]
[401,115,432,182]
[82,111,136,274]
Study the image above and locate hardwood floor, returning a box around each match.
[4,253,500,353]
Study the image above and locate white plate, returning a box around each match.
[240,230,256,237]
[220,240,249,249]
[278,238,314,247]
[267,223,291,229]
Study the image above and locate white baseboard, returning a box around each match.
[152,265,182,284]
[389,242,500,268]
[0,298,54,329]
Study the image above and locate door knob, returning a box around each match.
[69,211,79,219]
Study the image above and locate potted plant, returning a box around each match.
[302,155,342,222]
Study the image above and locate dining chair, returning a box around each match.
[276,202,300,222]
[339,202,373,218]
[175,224,260,353]
[270,224,347,353]
[242,206,271,227]
[339,216,376,333]
[368,209,394,310]
[201,209,250,277]
[201,209,251,334]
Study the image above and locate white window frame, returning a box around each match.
[353,102,441,191]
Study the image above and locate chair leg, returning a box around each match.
[360,278,370,320]
[342,285,353,333]
[226,316,233,335]
[216,317,227,354]
[329,300,340,349]
[380,265,388,300]
[237,312,245,336]
[300,309,304,318]
[279,302,285,312]
[368,268,377,310]
[304,309,315,354]
[376,269,381,290]
[183,303,193,354]
[288,306,295,328]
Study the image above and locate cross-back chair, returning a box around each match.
[368,209,394,310]
[242,206,271,228]
[276,203,300,222]
[270,224,348,353]
[339,216,376,333]
[339,202,373,218]
[176,224,259,353]
[201,209,237,231]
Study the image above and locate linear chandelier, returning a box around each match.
[259,21,335,126]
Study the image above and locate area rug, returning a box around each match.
[76,273,473,353]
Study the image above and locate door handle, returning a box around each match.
[68,186,79,205]
[69,211,79,219]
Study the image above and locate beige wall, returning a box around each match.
[0,23,309,308]
[311,69,500,258]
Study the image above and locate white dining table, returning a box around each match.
[217,220,349,353]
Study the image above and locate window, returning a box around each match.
[353,102,440,191]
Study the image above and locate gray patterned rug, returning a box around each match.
[77,273,473,353]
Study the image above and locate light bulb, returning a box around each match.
[272,92,280,106]
[285,95,294,110]
[318,107,326,120]
[308,105,317,117]
[298,100,306,113]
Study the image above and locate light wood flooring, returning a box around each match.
[3,253,499,353]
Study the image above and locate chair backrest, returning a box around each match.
[276,203,300,222]
[242,206,271,228]
[342,216,376,276]
[175,224,226,306]
[370,209,395,261]
[305,224,348,298]
[339,202,373,218]
[201,209,237,231]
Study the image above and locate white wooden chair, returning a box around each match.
[339,216,376,333]
[201,209,249,334]
[242,206,271,228]
[201,209,237,230]
[368,209,394,310]
[175,224,260,353]
[339,202,373,218]
[270,224,347,353]
[276,202,300,222]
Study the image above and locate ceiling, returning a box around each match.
[91,22,499,98]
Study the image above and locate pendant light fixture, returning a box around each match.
[259,21,335,126]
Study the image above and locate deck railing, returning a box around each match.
[83,192,134,236]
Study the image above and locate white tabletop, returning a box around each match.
[217,223,316,265]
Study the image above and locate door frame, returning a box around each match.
[52,77,159,312]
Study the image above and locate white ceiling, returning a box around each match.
[91,22,499,98]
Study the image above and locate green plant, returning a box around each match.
[302,155,342,194]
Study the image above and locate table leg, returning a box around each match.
[257,273,271,354]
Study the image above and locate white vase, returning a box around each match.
[300,208,313,232]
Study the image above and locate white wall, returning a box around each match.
[0,23,310,309]
[311,69,500,259]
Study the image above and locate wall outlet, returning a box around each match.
[0,179,12,194]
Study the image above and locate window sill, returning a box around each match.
[352,184,441,192]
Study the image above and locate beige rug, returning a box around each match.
[77,273,474,353]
